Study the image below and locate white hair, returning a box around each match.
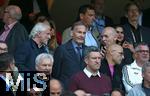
[7,5,22,20]
[29,23,50,38]
[35,53,54,66]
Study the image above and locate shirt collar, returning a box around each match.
[7,21,17,29]
[83,68,100,78]
[72,40,82,48]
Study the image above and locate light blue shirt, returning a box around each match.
[85,31,98,47]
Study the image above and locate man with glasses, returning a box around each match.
[122,42,149,93]
[0,5,28,55]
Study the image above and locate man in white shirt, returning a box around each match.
[122,42,149,93]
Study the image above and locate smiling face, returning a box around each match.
[135,45,149,63]
[116,26,124,42]
[71,25,86,45]
[127,4,140,23]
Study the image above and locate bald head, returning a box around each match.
[107,44,124,65]
[50,79,63,96]
[101,27,117,47]
[3,5,22,24]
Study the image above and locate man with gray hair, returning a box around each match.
[35,53,54,76]
[15,23,53,71]
[122,42,149,93]
[0,5,28,54]
[127,62,150,96]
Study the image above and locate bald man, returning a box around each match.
[101,27,118,47]
[50,79,63,96]
[100,44,125,90]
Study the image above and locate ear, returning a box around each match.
[84,57,88,65]
[70,30,73,37]
[35,65,38,70]
[80,13,84,20]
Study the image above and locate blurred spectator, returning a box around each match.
[90,0,114,33]
[74,90,91,96]
[122,42,149,93]
[0,5,28,55]
[9,0,50,32]
[122,2,150,46]
[127,62,150,96]
[50,79,63,96]
[0,52,21,96]
[111,88,125,96]
[0,41,8,53]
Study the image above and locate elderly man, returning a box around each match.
[15,23,53,71]
[122,42,149,93]
[52,21,87,89]
[68,46,112,96]
[0,5,28,54]
[127,62,150,96]
[35,53,54,77]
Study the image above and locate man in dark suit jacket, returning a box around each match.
[52,21,87,89]
[9,0,50,32]
[0,5,28,55]
[15,23,52,71]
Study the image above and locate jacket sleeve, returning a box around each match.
[51,46,64,78]
[122,65,133,93]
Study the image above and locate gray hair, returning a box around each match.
[35,53,54,66]
[134,42,149,52]
[29,23,50,38]
[142,62,150,73]
[84,46,100,59]
[103,27,117,37]
[6,5,22,20]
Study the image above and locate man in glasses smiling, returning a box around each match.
[122,42,149,93]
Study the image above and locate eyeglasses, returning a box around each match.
[137,50,149,53]
[50,92,61,95]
